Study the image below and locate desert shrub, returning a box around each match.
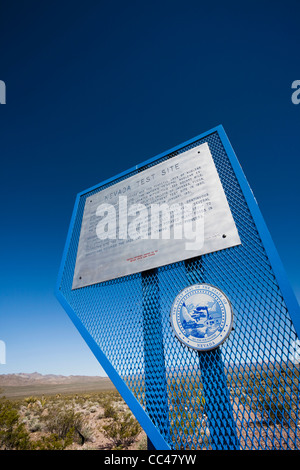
[0,400,31,450]
[103,401,117,419]
[24,396,38,406]
[31,431,74,450]
[245,366,298,425]
[28,418,42,433]
[39,396,47,408]
[255,393,292,425]
[101,412,141,449]
[43,404,91,445]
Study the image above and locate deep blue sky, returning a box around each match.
[0,0,299,375]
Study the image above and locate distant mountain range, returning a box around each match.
[0,372,108,386]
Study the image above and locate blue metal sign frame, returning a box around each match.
[55,125,300,450]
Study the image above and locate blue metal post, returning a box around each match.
[142,269,171,449]
[198,348,240,449]
[185,258,240,450]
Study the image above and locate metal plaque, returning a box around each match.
[72,142,241,289]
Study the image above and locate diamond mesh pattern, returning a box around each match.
[58,131,300,449]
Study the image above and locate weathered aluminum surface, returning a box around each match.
[73,142,240,288]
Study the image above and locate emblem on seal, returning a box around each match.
[170,284,233,351]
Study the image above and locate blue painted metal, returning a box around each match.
[184,258,240,449]
[218,126,300,340]
[56,125,300,450]
[198,349,240,449]
[142,269,171,448]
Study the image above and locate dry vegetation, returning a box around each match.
[1,362,299,450]
[0,390,147,450]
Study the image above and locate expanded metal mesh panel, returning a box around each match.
[58,130,300,450]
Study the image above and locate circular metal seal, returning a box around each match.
[170,284,233,351]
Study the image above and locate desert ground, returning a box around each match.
[0,373,147,450]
